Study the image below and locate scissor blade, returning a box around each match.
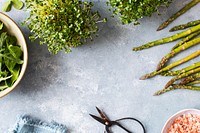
[96,107,109,120]
[89,114,105,125]
[96,107,103,115]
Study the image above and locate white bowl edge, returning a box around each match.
[162,108,200,133]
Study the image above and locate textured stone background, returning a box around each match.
[0,0,200,132]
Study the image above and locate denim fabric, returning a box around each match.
[11,115,67,133]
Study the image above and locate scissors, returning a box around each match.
[89,107,146,133]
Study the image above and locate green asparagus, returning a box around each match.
[165,67,200,89]
[140,50,200,80]
[154,84,200,95]
[132,24,200,51]
[171,30,200,50]
[161,62,200,76]
[170,84,200,91]
[187,80,200,85]
[170,20,200,32]
[156,37,200,70]
[157,0,200,31]
[180,72,200,85]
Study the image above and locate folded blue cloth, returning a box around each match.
[11,115,68,133]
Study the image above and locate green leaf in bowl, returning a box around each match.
[8,45,22,59]
[0,75,12,82]
[0,84,8,91]
[10,65,20,85]
[0,22,3,30]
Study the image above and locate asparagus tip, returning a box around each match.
[165,82,171,89]
[156,26,163,31]
[139,74,148,80]
[153,92,160,96]
[156,65,162,71]
[157,21,169,31]
[132,47,139,51]
[154,89,165,96]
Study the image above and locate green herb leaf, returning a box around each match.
[0,33,6,71]
[2,1,12,12]
[10,65,20,85]
[1,53,23,64]
[8,45,22,59]
[0,85,8,91]
[6,35,17,47]
[0,22,3,30]
[11,0,24,10]
[0,75,12,82]
[0,32,8,48]
[4,59,16,73]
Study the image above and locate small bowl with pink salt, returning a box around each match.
[162,109,200,133]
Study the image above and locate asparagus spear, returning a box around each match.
[156,37,200,71]
[171,30,200,50]
[154,84,200,95]
[161,62,200,76]
[132,24,200,51]
[170,20,200,32]
[180,72,200,85]
[154,86,175,96]
[140,50,200,80]
[165,67,200,89]
[170,84,200,91]
[187,80,200,85]
[157,0,200,31]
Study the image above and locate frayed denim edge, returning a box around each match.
[9,115,67,133]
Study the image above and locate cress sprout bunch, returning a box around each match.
[23,0,106,54]
[107,0,172,24]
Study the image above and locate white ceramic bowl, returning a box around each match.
[162,109,200,133]
[0,12,28,98]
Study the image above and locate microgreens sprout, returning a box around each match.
[23,0,107,54]
[107,0,172,25]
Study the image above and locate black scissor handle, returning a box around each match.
[114,117,146,133]
[105,121,132,133]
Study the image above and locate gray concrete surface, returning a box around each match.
[0,0,200,132]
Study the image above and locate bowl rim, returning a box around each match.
[161,108,200,133]
[0,12,28,98]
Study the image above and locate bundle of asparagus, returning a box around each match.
[133,0,200,95]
